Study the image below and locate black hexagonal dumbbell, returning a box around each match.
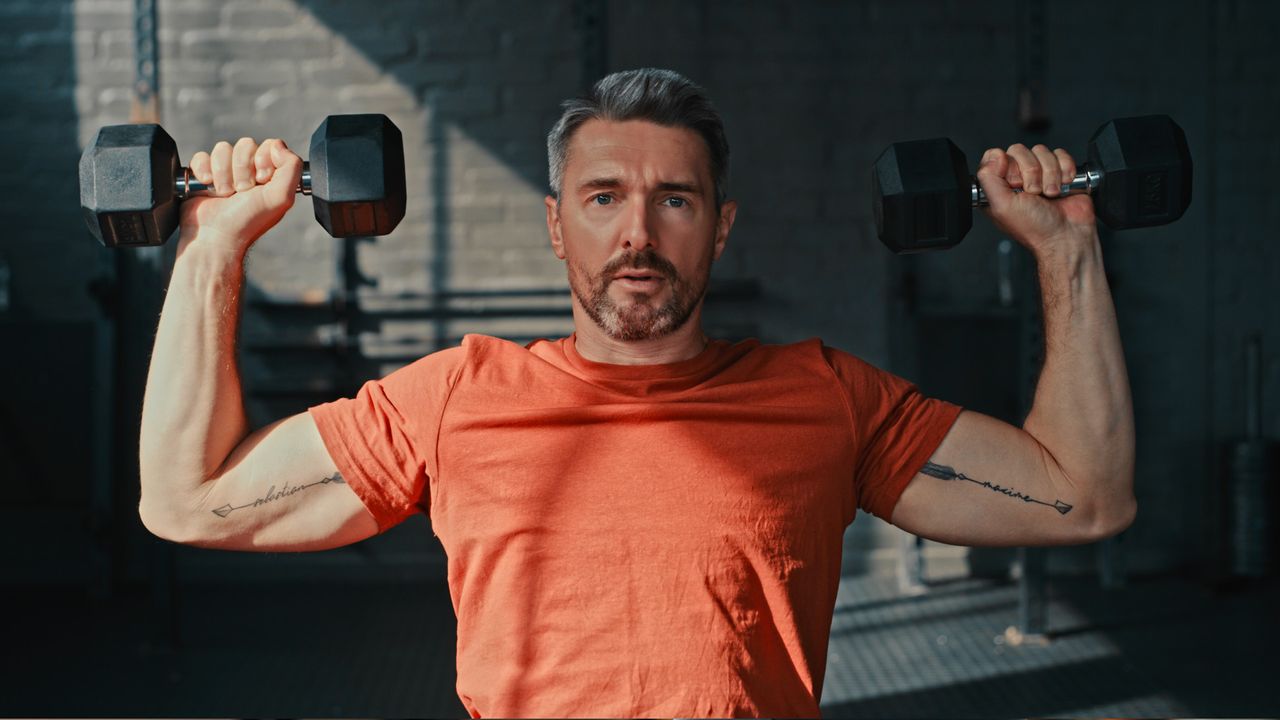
[79,114,407,247]
[871,115,1193,254]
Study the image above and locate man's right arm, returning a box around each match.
[137,137,377,550]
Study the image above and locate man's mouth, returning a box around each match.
[613,270,662,281]
[611,270,665,291]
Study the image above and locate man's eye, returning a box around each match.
[592,194,613,206]
[664,196,687,208]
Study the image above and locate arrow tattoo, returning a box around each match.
[920,462,1073,515]
[211,472,346,519]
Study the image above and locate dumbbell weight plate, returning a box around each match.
[309,114,407,238]
[79,124,181,247]
[1087,115,1192,230]
[872,138,973,254]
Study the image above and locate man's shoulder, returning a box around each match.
[742,336,830,365]
[755,336,824,355]
[401,333,558,360]
[460,332,557,355]
[374,334,553,393]
[396,334,559,372]
[711,337,846,383]
[752,338,895,386]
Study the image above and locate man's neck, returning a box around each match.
[571,307,709,365]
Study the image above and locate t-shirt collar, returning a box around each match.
[557,331,738,394]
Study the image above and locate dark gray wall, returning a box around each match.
[1,0,1277,586]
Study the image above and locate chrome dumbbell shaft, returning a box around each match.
[972,168,1102,207]
[175,165,313,197]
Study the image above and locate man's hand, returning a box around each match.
[975,143,1097,256]
[178,137,303,256]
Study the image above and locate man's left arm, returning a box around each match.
[889,142,1136,547]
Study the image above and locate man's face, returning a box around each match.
[545,119,737,342]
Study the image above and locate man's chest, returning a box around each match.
[428,391,857,544]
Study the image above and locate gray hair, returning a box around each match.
[546,68,730,207]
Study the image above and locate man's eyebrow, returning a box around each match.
[656,181,700,194]
[575,177,702,194]
[577,177,622,192]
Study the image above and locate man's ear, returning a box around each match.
[545,195,566,260]
[712,199,738,261]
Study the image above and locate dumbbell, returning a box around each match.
[79,114,407,247]
[871,115,1192,254]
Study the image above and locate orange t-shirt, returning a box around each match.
[308,333,962,718]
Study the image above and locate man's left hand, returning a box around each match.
[975,143,1098,256]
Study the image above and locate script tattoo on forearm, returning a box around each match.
[211,472,346,519]
[920,462,1073,515]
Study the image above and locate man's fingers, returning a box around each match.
[1053,148,1077,187]
[189,151,212,185]
[253,139,290,184]
[1005,143,1040,193]
[267,139,297,173]
[253,140,274,184]
[1031,144,1060,196]
[209,140,234,196]
[232,137,258,192]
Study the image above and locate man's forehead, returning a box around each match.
[565,118,710,180]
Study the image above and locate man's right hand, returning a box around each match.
[179,136,304,256]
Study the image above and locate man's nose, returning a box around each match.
[620,199,655,251]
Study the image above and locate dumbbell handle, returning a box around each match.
[175,164,313,197]
[972,167,1102,207]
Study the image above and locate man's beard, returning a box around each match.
[568,247,711,342]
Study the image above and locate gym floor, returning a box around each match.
[4,561,1276,717]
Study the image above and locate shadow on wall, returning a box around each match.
[0,0,590,586]
[246,1,759,425]
[243,1,589,424]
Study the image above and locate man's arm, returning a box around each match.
[889,143,1136,547]
[137,137,377,549]
[137,238,251,530]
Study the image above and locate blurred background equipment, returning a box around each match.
[1225,334,1279,578]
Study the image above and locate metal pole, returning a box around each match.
[125,0,182,652]
[1010,0,1052,644]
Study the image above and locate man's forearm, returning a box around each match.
[1021,231,1137,530]
[138,236,250,530]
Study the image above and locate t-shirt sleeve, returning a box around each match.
[307,345,467,534]
[823,345,964,523]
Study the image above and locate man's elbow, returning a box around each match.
[1084,495,1137,543]
[138,499,196,545]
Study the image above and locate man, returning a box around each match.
[138,68,1135,717]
